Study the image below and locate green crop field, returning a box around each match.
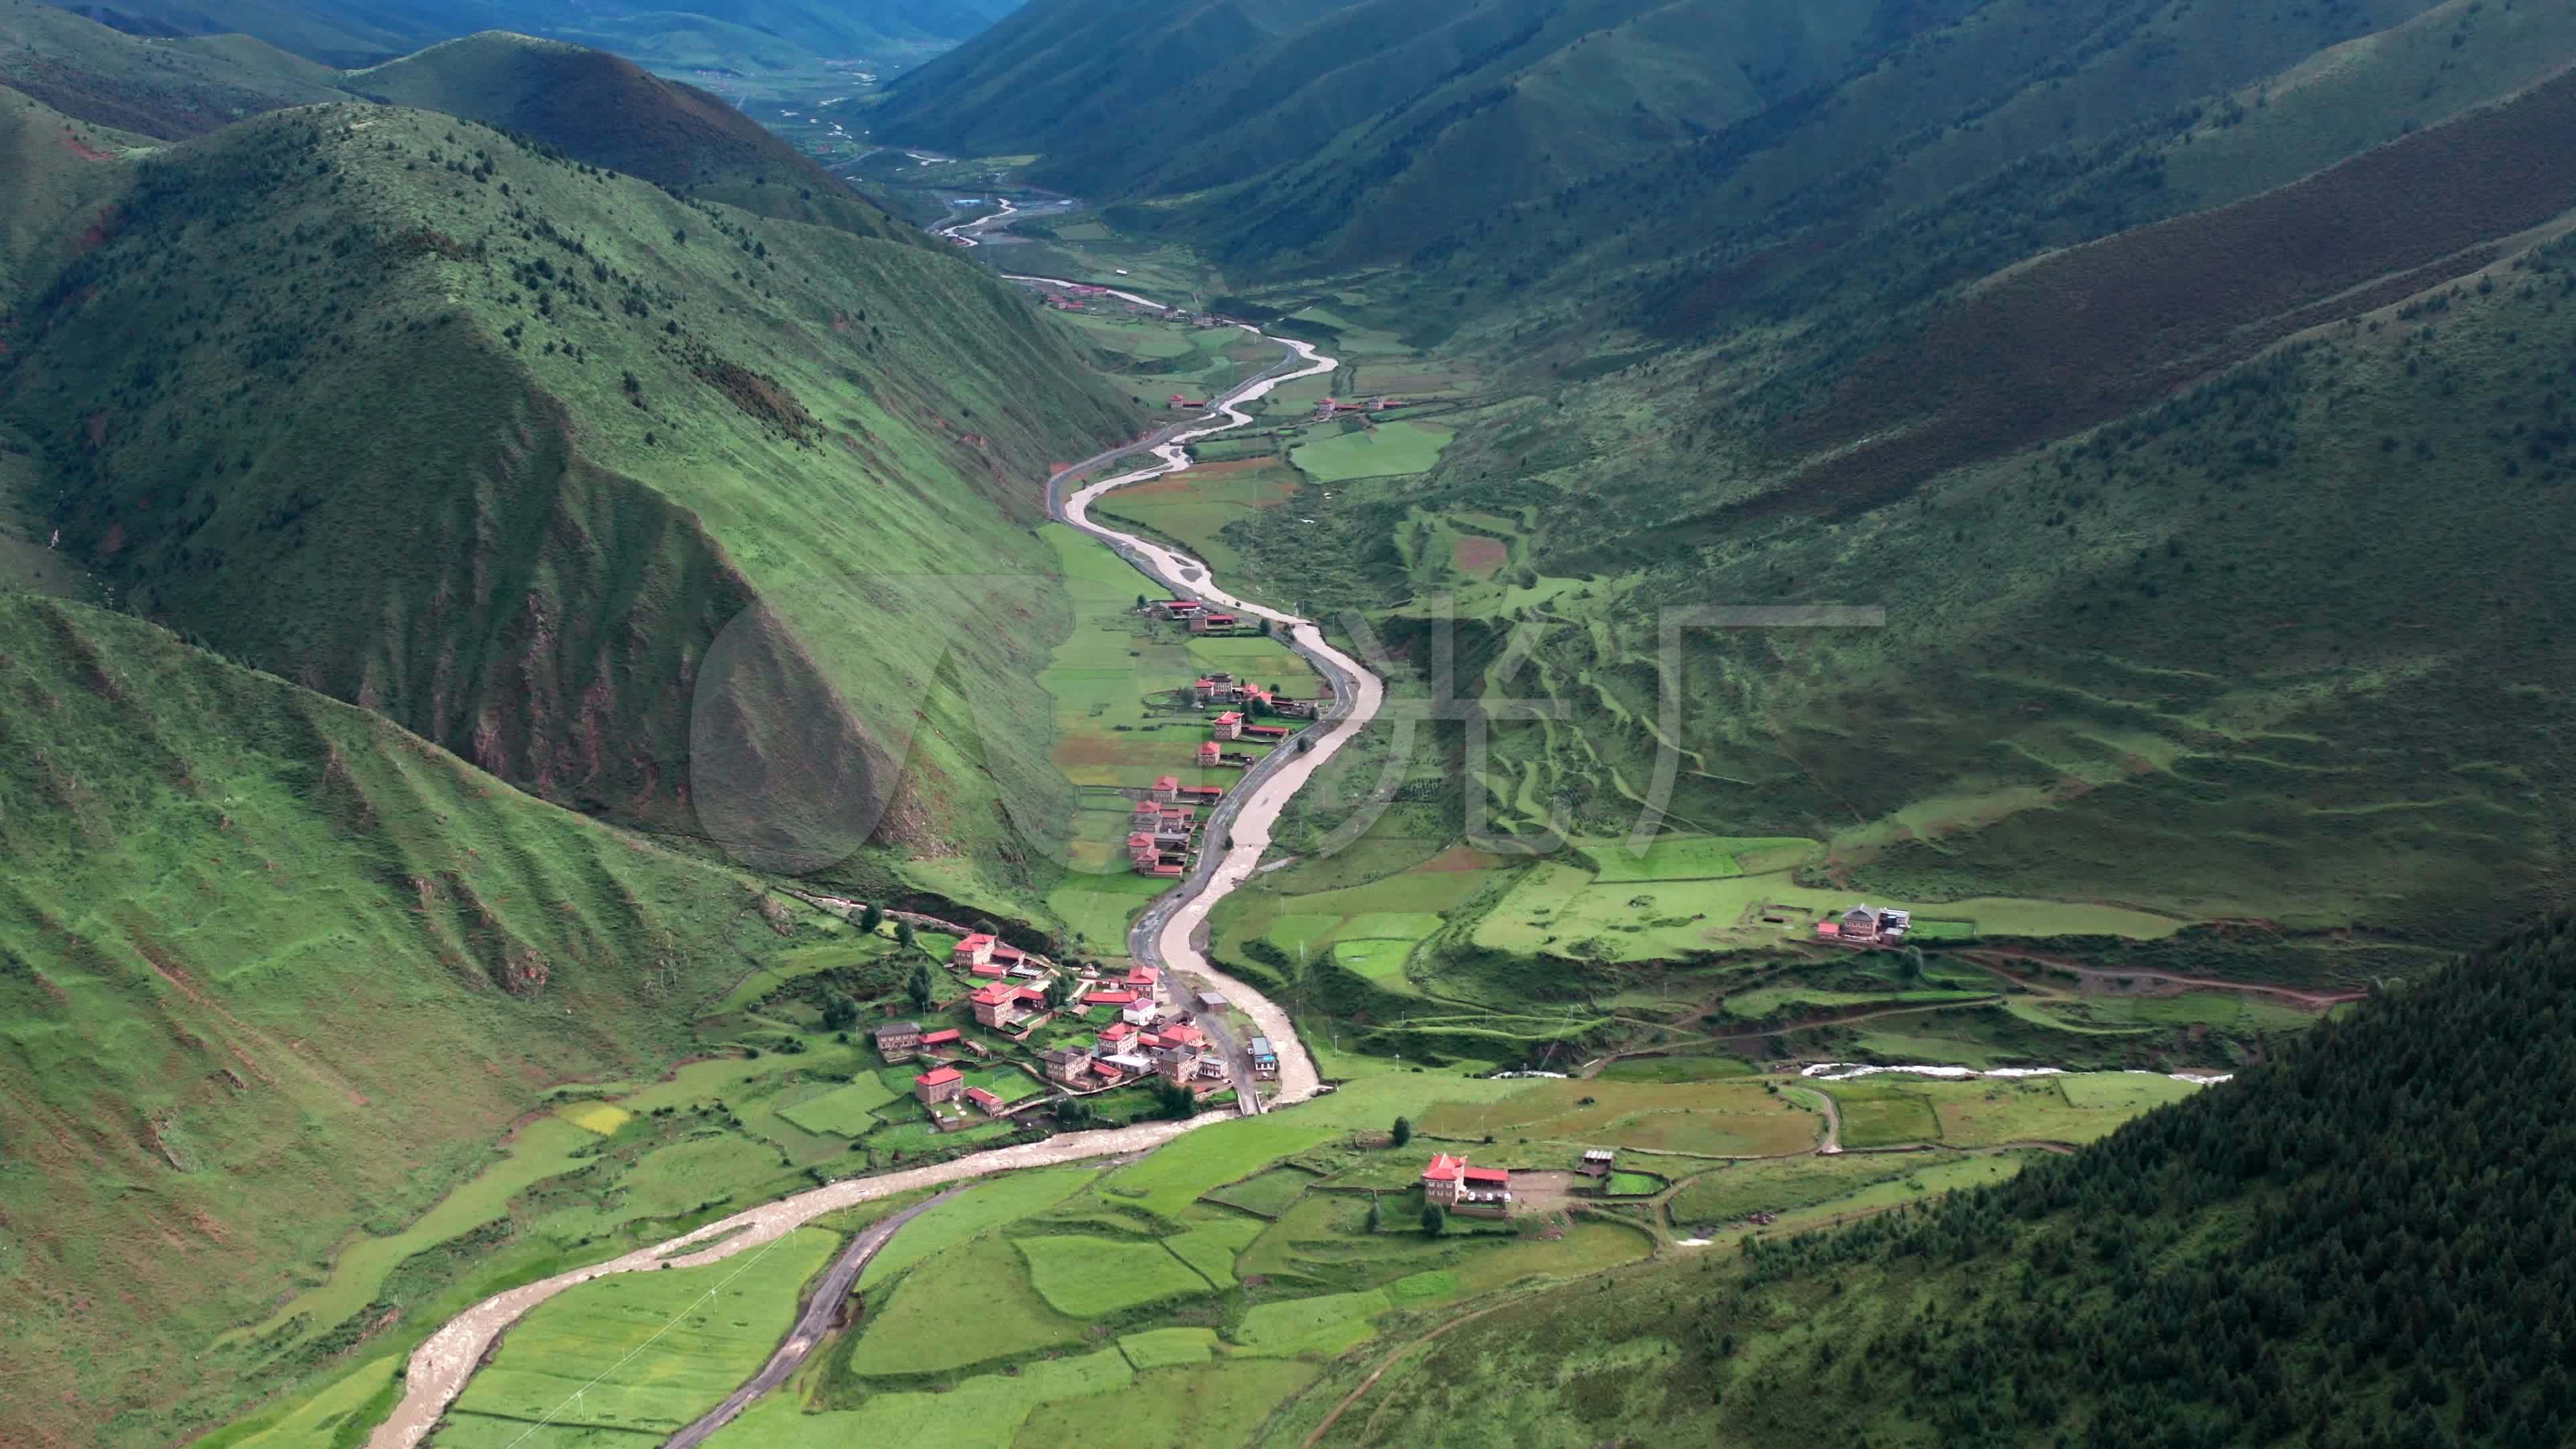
[1576,835,1819,882]
[1290,421,1454,482]
[1016,1236,1213,1317]
[1201,1166,1319,1218]
[1014,1359,1322,1449]
[714,1345,1135,1449]
[1118,1327,1218,1370]
[1670,1152,1962,1227]
[1162,1213,1267,1288]
[433,1228,837,1443]
[1419,1079,1817,1159]
[1235,1287,1394,1356]
[778,1076,904,1137]
[1821,1083,1946,1148]
[1098,1116,1342,1220]
[2059,1073,2215,1111]
[847,1234,1083,1375]
[859,1167,1102,1289]
[1600,1171,1666,1196]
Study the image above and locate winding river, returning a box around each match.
[362,268,1373,1446]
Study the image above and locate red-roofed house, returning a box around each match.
[1421,1154,1511,1215]
[918,1028,962,1049]
[1096,1021,1139,1051]
[1197,741,1221,767]
[1132,798,1162,824]
[1212,712,1244,741]
[951,933,998,968]
[1152,774,1181,800]
[1421,1154,1468,1204]
[971,983,1027,1029]
[914,1066,964,1105]
[970,961,1008,979]
[1161,1022,1207,1049]
[1124,965,1159,989]
[965,1086,1008,1116]
[1085,989,1139,1008]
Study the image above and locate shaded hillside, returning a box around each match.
[0,594,786,1447]
[69,0,1022,69]
[873,0,2445,306]
[2,104,1135,879]
[865,0,1354,157]
[1710,57,2576,527]
[0,0,354,138]
[1327,913,2576,1446]
[352,32,916,242]
[0,87,144,302]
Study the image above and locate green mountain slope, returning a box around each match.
[0,0,354,139]
[350,31,918,241]
[870,0,2448,297]
[3,103,1135,882]
[1329,914,2576,1446]
[68,0,1022,68]
[0,593,791,1447]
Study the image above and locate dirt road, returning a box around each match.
[365,1116,1218,1449]
[661,1187,963,1448]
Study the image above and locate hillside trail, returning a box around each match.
[364,276,1373,1449]
[1962,948,2365,1008]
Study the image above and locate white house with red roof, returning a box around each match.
[1421,1155,1513,1216]
[952,932,998,968]
[1152,774,1181,801]
[913,1065,965,1105]
[1197,741,1222,767]
[1212,712,1244,741]
[970,983,1026,1029]
[964,1086,1008,1116]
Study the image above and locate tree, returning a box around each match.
[895,918,917,948]
[1056,1097,1095,1128]
[1045,975,1076,1010]
[1366,1195,1384,1233]
[1420,1203,1447,1237]
[1899,945,1926,980]
[1157,1079,1197,1120]
[906,962,935,1012]
[1391,1116,1413,1147]
[859,903,884,934]
[820,992,858,1031]
[1135,593,1149,612]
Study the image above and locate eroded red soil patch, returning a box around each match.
[60,129,114,162]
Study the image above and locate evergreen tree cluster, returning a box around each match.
[1738,914,2576,1447]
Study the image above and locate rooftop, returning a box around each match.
[916,1066,963,1087]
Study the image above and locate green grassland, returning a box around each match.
[430,1227,840,1444]
[0,595,863,1447]
[1289,421,1454,483]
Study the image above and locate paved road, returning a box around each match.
[661,1187,965,1448]
[365,1116,1222,1449]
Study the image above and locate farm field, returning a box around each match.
[1819,1082,1946,1148]
[1290,421,1454,482]
[1576,835,1819,882]
[778,1075,904,1137]
[1819,1074,2216,1149]
[1417,1079,1819,1159]
[1016,1236,1213,1316]
[1470,859,2188,963]
[431,1228,839,1445]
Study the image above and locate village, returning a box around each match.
[869,926,1284,1135]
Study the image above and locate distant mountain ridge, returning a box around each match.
[62,0,1020,67]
